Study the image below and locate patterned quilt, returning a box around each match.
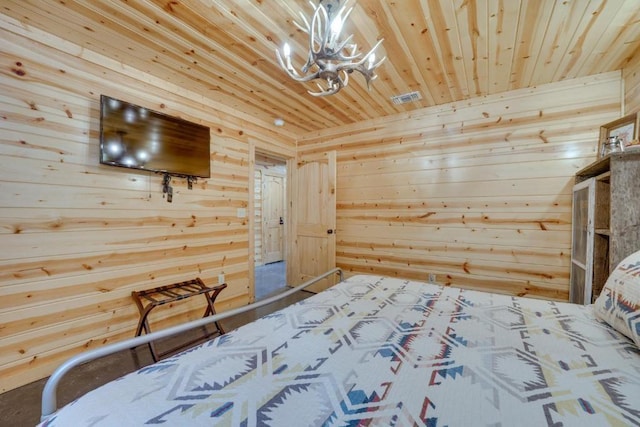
[41,275,640,426]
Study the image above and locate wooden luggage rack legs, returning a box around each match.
[131,278,227,362]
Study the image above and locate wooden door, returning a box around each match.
[262,172,285,264]
[287,151,337,293]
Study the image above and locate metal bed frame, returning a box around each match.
[40,268,343,422]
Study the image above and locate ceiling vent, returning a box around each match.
[391,91,422,105]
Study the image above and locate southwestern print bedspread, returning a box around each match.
[41,275,640,426]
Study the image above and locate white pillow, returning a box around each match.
[593,249,640,347]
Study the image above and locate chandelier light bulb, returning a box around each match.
[282,43,294,71]
[368,53,376,69]
[330,16,343,43]
[275,0,385,96]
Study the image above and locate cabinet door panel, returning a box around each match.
[570,262,586,304]
[571,184,590,266]
[570,179,594,305]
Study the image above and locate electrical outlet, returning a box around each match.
[428,273,436,283]
[218,273,225,284]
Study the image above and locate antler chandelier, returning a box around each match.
[276,0,385,96]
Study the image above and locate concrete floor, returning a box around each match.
[0,266,307,427]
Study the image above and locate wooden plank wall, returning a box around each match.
[298,72,622,301]
[0,15,295,392]
[623,52,640,115]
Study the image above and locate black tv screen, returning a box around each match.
[99,95,211,178]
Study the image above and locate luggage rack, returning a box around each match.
[131,278,227,362]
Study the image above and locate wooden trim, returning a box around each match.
[248,141,256,303]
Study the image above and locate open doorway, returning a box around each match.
[253,152,287,300]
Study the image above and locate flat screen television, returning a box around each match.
[99,95,211,178]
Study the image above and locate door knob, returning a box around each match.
[279,217,284,225]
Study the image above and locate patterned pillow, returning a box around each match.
[593,249,640,347]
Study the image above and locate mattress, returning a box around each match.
[40,275,640,426]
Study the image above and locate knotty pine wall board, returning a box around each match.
[297,73,621,152]
[0,17,294,393]
[299,71,623,302]
[623,52,640,115]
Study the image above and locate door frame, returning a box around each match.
[248,142,292,303]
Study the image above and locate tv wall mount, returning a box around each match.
[160,173,197,203]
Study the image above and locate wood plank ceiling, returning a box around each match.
[2,0,640,135]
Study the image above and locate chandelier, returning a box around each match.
[276,0,385,96]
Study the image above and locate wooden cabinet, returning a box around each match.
[570,151,640,304]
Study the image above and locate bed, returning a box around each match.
[39,255,640,426]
